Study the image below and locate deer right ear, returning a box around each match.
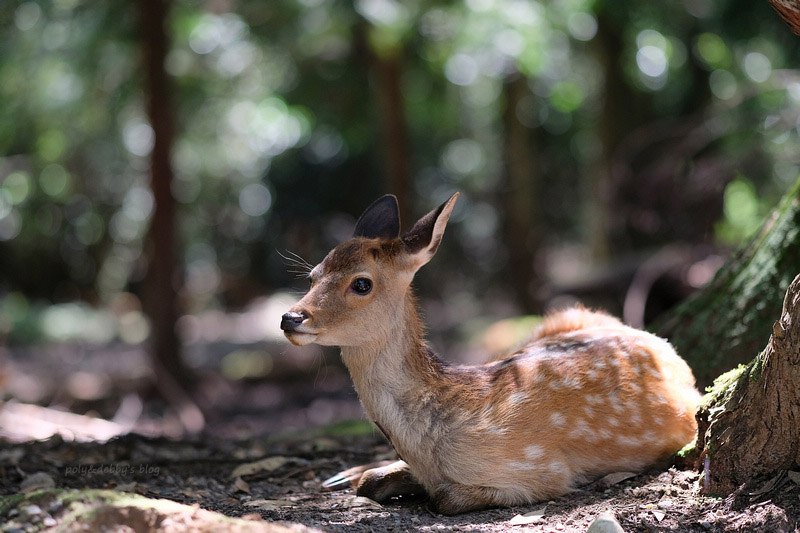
[353,195,401,240]
[401,192,459,272]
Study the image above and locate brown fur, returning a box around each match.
[282,194,701,515]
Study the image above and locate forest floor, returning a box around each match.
[1,430,799,532]
[1,303,799,532]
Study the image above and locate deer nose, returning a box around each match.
[281,311,307,331]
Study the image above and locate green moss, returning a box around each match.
[748,351,766,382]
[700,363,748,410]
[675,438,697,459]
[2,489,255,531]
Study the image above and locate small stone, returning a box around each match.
[587,512,625,533]
[42,516,57,527]
[23,505,42,516]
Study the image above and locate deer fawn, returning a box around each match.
[281,193,700,515]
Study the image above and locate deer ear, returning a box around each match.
[401,192,459,271]
[353,195,401,240]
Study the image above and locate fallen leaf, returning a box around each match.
[749,472,785,497]
[652,510,666,522]
[339,496,382,510]
[231,456,306,478]
[243,499,294,511]
[20,472,55,493]
[596,471,638,489]
[509,507,546,525]
[232,476,250,493]
[114,481,138,492]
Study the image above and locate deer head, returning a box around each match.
[281,193,459,348]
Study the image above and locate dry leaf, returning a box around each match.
[231,456,302,478]
[232,476,250,493]
[509,507,546,525]
[20,472,55,493]
[114,481,138,492]
[652,510,666,522]
[596,471,638,488]
[339,496,382,510]
[243,499,294,511]
[749,472,785,497]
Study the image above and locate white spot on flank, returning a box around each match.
[594,359,608,370]
[583,405,595,418]
[525,444,546,461]
[617,434,641,447]
[642,430,658,443]
[585,394,603,405]
[548,460,569,477]
[607,416,619,427]
[508,461,537,471]
[649,367,663,379]
[508,391,528,405]
[569,418,596,441]
[550,412,566,427]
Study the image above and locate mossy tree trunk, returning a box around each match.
[653,177,800,388]
[694,272,800,494]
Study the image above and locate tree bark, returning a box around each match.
[139,0,203,434]
[695,271,800,495]
[140,0,182,383]
[368,44,412,225]
[501,74,541,313]
[768,0,800,35]
[653,177,800,388]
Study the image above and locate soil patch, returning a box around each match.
[1,432,798,532]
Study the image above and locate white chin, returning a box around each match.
[285,332,318,346]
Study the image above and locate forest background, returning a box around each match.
[2,0,800,437]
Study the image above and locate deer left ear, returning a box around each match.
[353,195,401,240]
[401,192,459,271]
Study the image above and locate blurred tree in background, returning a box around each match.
[1,0,800,374]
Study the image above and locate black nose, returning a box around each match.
[281,312,306,331]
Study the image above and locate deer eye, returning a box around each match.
[351,277,372,295]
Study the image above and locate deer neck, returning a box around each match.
[340,291,450,455]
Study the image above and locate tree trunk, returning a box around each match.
[768,0,800,35]
[368,45,412,225]
[140,0,182,383]
[501,74,541,313]
[139,0,203,433]
[694,271,800,495]
[653,177,800,388]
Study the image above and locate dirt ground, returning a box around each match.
[1,430,799,532]
[1,327,799,532]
